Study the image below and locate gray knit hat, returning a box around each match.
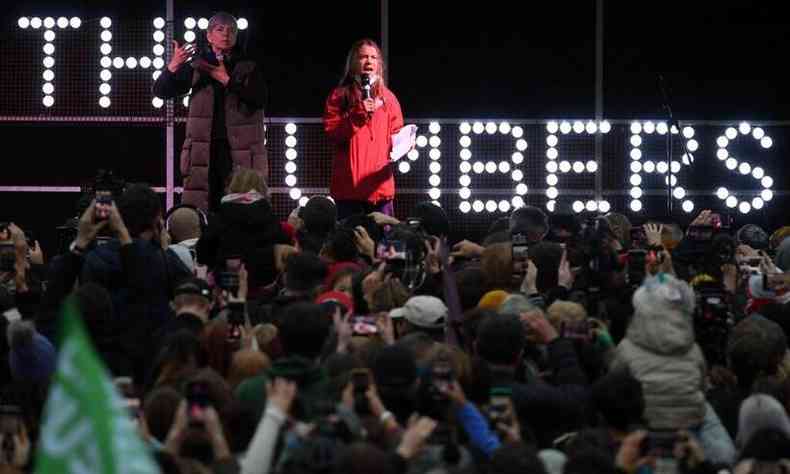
[736,394,790,450]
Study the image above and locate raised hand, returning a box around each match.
[167,40,192,73]
[643,223,664,247]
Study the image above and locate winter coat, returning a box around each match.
[153,51,267,210]
[323,84,403,203]
[610,276,707,429]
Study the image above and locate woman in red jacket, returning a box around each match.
[323,39,404,221]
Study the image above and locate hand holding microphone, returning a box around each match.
[361,74,376,117]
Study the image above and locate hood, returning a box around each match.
[268,356,325,388]
[775,236,790,272]
[627,273,697,355]
[218,199,273,229]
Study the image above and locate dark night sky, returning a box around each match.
[2,1,787,118]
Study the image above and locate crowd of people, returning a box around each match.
[2,9,789,474]
[1,168,790,474]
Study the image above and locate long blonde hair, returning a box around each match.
[226,168,268,197]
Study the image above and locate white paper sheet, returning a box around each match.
[390,124,418,161]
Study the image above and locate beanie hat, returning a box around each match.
[736,394,790,450]
[315,290,354,316]
[7,320,56,383]
[477,290,510,311]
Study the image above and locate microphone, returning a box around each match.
[361,74,372,100]
[216,52,224,63]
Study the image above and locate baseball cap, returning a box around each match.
[389,295,447,329]
[174,278,212,299]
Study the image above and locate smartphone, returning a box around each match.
[430,360,455,396]
[0,405,22,434]
[630,226,646,248]
[641,431,679,474]
[511,231,529,276]
[218,256,242,293]
[627,249,647,285]
[185,380,211,423]
[487,386,514,427]
[350,368,371,415]
[227,302,244,342]
[0,242,15,273]
[764,273,790,291]
[95,193,113,221]
[0,405,22,461]
[351,315,377,336]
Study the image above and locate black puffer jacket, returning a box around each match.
[196,195,290,290]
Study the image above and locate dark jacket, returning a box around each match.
[153,50,267,210]
[81,239,191,380]
[196,197,290,290]
[35,251,132,376]
[236,356,329,421]
[488,338,590,449]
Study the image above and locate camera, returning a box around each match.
[405,217,424,234]
[377,238,407,262]
[694,285,733,366]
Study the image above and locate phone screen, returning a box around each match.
[218,256,242,293]
[352,315,377,335]
[95,193,113,221]
[377,239,406,261]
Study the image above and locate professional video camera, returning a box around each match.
[565,217,623,314]
[377,224,427,291]
[693,282,733,366]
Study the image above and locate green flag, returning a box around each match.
[35,302,159,474]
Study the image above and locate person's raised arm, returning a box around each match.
[152,40,193,98]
